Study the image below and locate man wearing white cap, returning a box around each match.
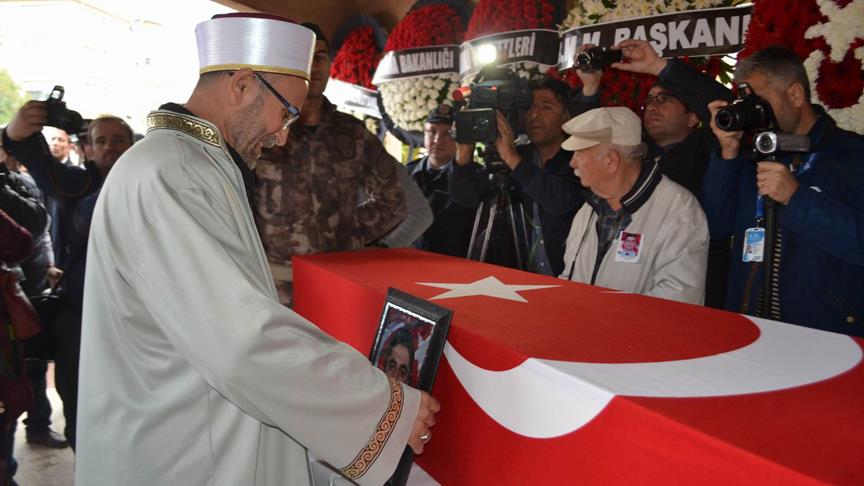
[560,107,709,305]
[74,13,438,486]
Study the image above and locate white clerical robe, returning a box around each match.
[76,110,420,485]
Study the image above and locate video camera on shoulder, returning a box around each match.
[452,67,533,145]
[44,86,85,135]
[574,46,622,71]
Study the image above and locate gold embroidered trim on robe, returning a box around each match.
[147,112,221,147]
[340,378,404,479]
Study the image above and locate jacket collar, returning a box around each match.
[412,156,452,176]
[587,159,662,216]
[807,104,835,148]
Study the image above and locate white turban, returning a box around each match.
[195,13,315,80]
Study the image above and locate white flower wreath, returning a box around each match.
[803,0,864,132]
[562,0,728,27]
[379,73,461,132]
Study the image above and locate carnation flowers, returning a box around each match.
[330,26,381,90]
[462,0,561,84]
[742,0,864,132]
[375,3,465,133]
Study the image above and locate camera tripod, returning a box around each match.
[753,131,810,320]
[465,147,530,271]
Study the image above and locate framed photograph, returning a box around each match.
[370,287,453,486]
[310,288,452,486]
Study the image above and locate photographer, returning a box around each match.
[703,46,864,336]
[576,40,733,194]
[2,103,134,450]
[573,40,734,308]
[450,77,585,276]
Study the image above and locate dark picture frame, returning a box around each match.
[369,287,453,486]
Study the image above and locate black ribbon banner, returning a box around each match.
[460,29,560,77]
[323,78,382,119]
[372,45,460,84]
[559,5,753,70]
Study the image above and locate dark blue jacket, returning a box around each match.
[701,109,864,336]
[406,156,476,258]
[449,144,584,275]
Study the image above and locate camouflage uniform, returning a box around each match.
[255,97,406,286]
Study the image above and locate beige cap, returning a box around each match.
[561,107,642,151]
[195,13,315,79]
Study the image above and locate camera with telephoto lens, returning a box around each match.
[574,46,623,71]
[715,83,776,133]
[44,86,84,135]
[453,68,533,146]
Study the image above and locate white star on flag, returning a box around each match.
[416,276,560,303]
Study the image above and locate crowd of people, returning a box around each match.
[0,12,861,486]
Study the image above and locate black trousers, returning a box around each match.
[23,359,53,434]
[53,305,81,451]
[705,237,732,310]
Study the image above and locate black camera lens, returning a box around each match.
[715,101,773,133]
[755,132,778,154]
[574,52,592,68]
[715,83,777,133]
[575,46,623,70]
[714,106,740,131]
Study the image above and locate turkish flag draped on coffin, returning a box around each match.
[293,248,864,485]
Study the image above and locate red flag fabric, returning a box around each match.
[294,249,864,485]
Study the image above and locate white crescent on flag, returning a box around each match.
[444,316,862,438]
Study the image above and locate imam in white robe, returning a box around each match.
[76,109,420,485]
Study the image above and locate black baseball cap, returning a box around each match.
[426,104,455,125]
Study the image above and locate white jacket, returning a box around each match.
[560,167,709,305]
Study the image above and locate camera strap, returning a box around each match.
[790,153,817,176]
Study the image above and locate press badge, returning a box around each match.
[615,231,642,263]
[742,227,765,262]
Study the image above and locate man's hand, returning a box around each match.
[757,161,799,205]
[5,100,48,142]
[612,39,667,76]
[455,143,475,167]
[494,111,520,170]
[708,100,743,160]
[574,43,603,96]
[407,391,440,454]
[46,265,63,289]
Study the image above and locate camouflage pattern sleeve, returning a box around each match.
[355,130,407,245]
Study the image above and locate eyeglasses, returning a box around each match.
[253,72,301,131]
[642,92,681,110]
